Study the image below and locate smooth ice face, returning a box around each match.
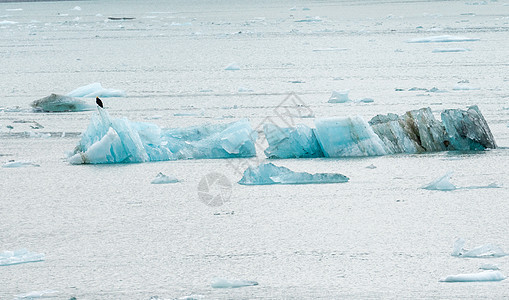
[69,108,256,164]
[440,271,505,282]
[211,278,258,288]
[151,172,178,184]
[66,82,126,98]
[238,163,349,185]
[422,171,456,191]
[0,249,44,266]
[314,116,388,157]
[31,94,94,112]
[441,105,497,151]
[263,123,323,159]
[451,238,507,258]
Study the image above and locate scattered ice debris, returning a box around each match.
[480,264,500,270]
[452,238,507,258]
[224,62,240,70]
[238,163,349,185]
[422,171,456,191]
[68,108,256,164]
[366,164,377,169]
[2,161,40,168]
[31,94,95,112]
[0,249,44,266]
[211,278,259,288]
[264,106,496,159]
[328,90,351,103]
[66,83,126,98]
[452,84,480,91]
[151,172,178,184]
[440,271,505,282]
[407,35,480,43]
[15,290,59,299]
[432,48,470,53]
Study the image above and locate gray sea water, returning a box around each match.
[1,0,509,299]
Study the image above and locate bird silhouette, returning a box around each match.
[96,97,104,108]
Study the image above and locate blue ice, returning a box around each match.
[238,163,349,185]
[0,249,44,266]
[263,123,323,159]
[69,108,256,164]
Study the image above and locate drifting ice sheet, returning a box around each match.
[69,108,256,164]
[0,249,44,266]
[66,83,126,98]
[211,278,259,288]
[31,94,94,112]
[407,35,480,43]
[239,163,349,185]
[451,238,507,258]
[440,271,505,282]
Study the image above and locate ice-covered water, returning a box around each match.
[1,0,509,299]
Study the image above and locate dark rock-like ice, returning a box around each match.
[31,94,94,112]
[238,163,349,185]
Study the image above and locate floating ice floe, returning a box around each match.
[211,278,259,288]
[71,6,81,11]
[328,90,351,103]
[238,163,349,185]
[31,94,95,112]
[407,35,480,43]
[0,249,44,266]
[480,264,500,270]
[224,62,240,70]
[151,172,178,184]
[15,290,59,299]
[440,271,505,282]
[68,108,256,164]
[66,82,126,98]
[2,161,40,168]
[366,164,377,169]
[452,84,480,91]
[264,106,496,159]
[177,294,205,300]
[451,238,507,258]
[432,48,470,53]
[0,20,17,25]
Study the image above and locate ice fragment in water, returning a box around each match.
[66,82,126,98]
[451,238,507,258]
[422,171,456,191]
[151,172,178,184]
[211,278,259,288]
[407,35,480,43]
[0,249,44,266]
[328,90,351,103]
[440,271,505,282]
[263,123,323,159]
[31,94,94,112]
[224,62,240,70]
[2,161,40,168]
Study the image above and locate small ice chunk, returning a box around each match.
[177,295,205,300]
[328,90,351,103]
[422,171,456,191]
[239,163,349,185]
[224,62,240,70]
[15,290,59,299]
[357,98,374,103]
[31,94,95,112]
[407,35,480,43]
[366,164,377,169]
[2,161,40,168]
[0,249,44,266]
[151,172,178,184]
[440,271,505,282]
[480,264,500,270]
[66,82,126,98]
[451,238,507,258]
[211,278,259,288]
[71,6,82,11]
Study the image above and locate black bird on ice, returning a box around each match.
[96,97,104,108]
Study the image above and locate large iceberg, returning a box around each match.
[66,82,126,98]
[0,249,45,266]
[238,163,349,185]
[440,271,505,282]
[263,106,496,158]
[69,108,256,164]
[31,94,94,112]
